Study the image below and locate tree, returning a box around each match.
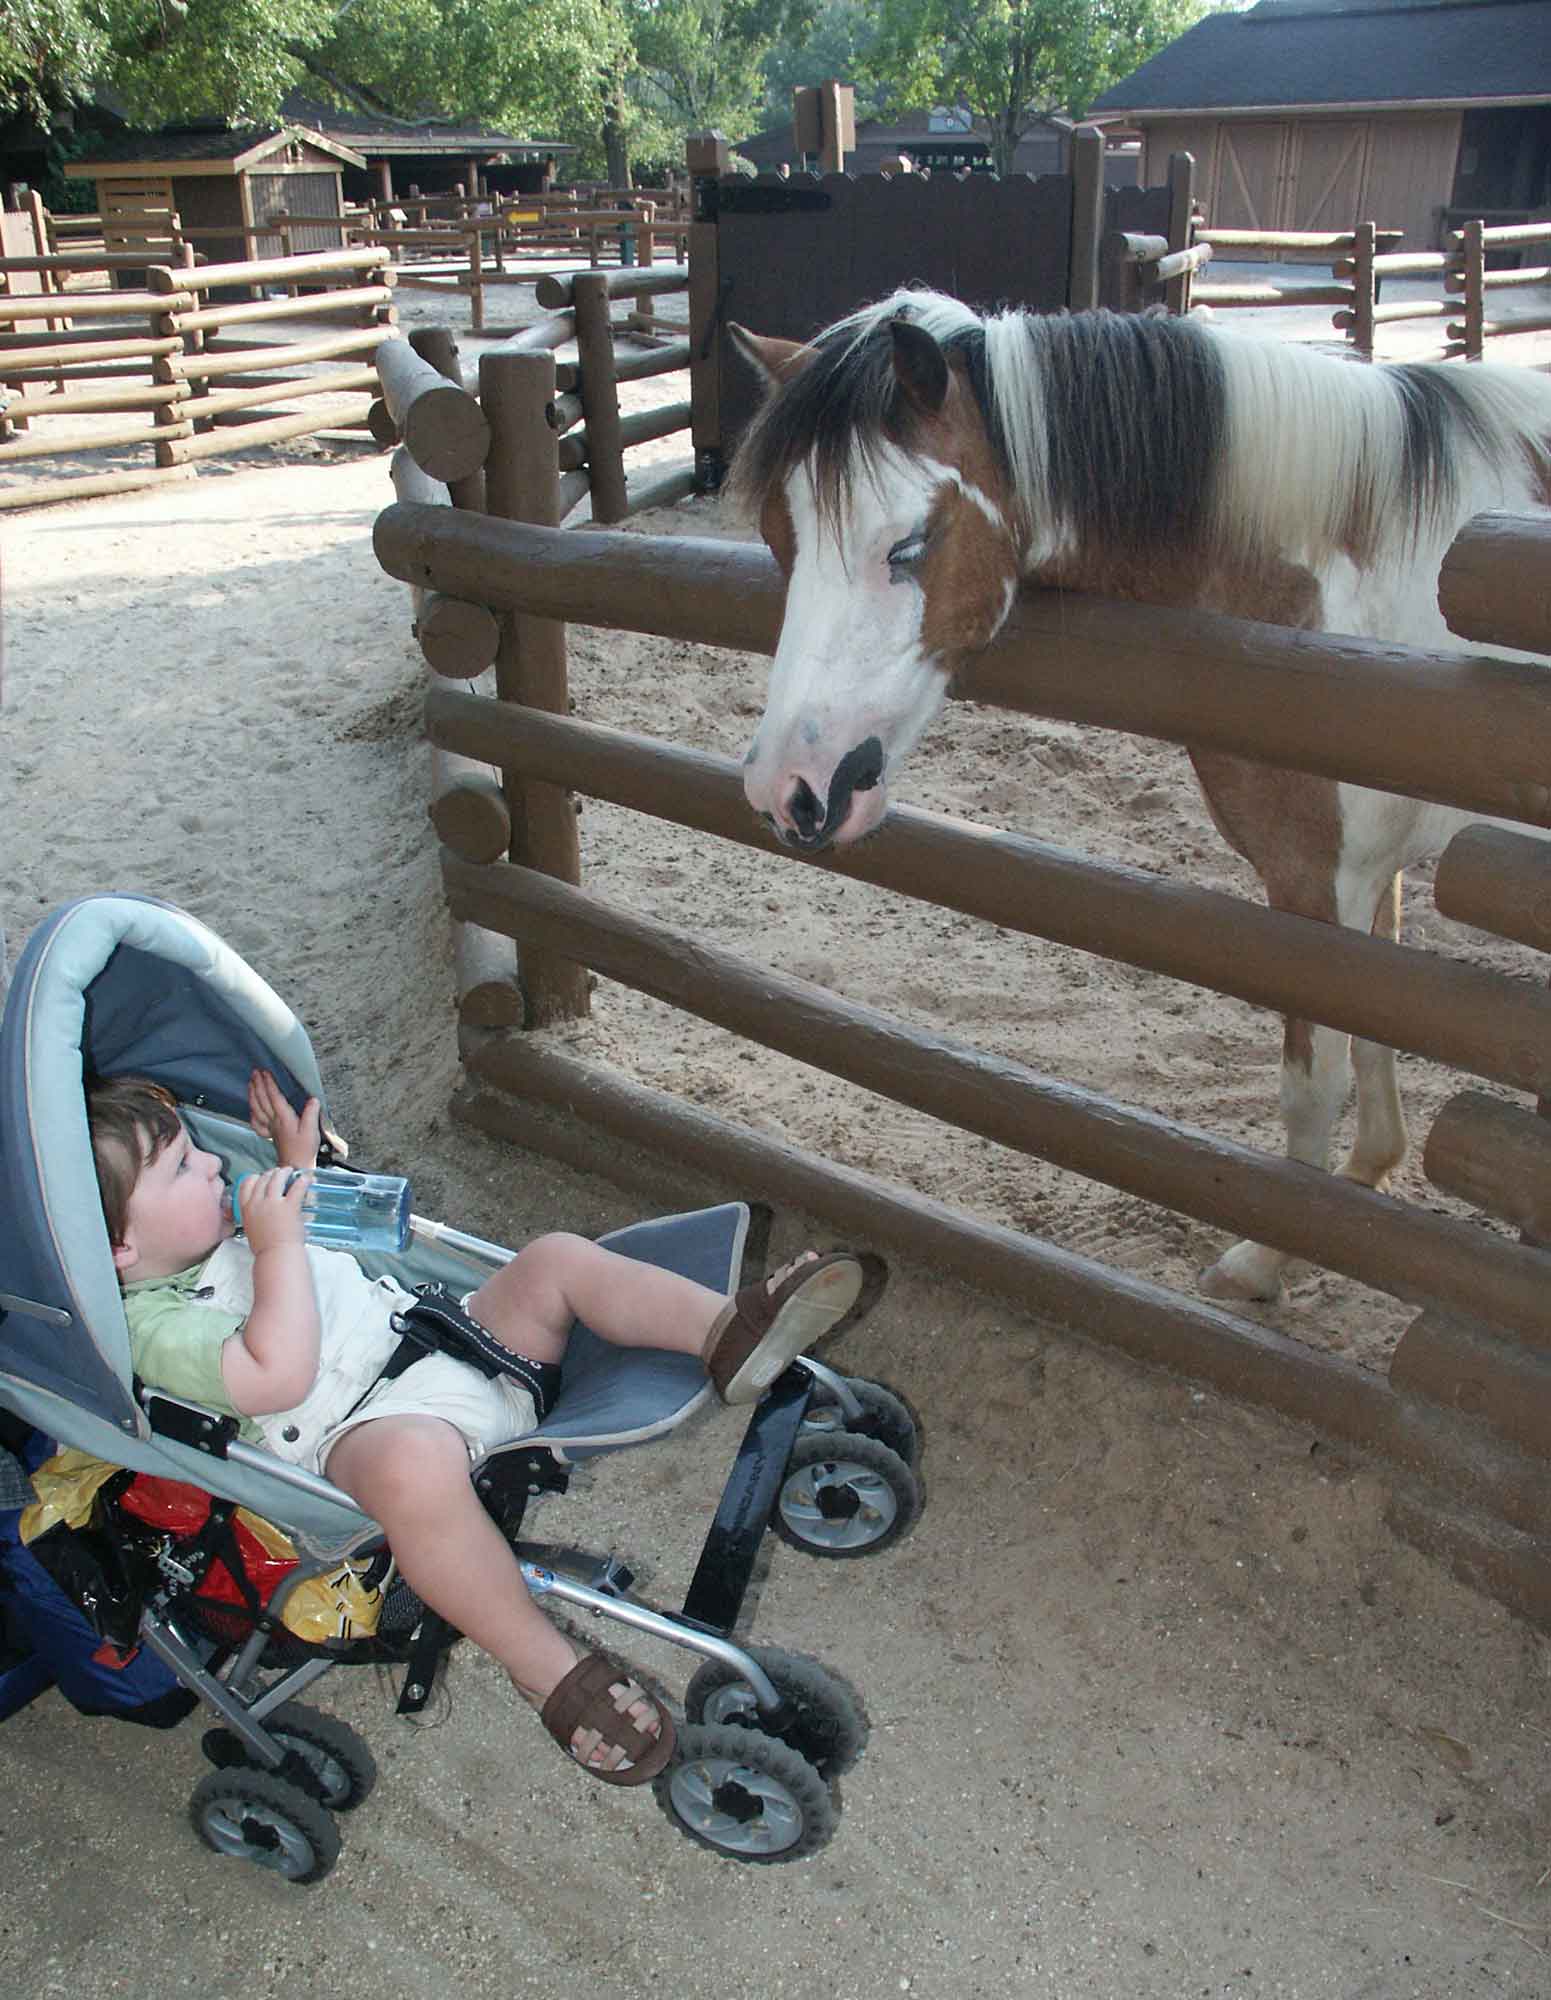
[626,0,815,151]
[759,0,887,132]
[866,0,1206,177]
[0,0,629,148]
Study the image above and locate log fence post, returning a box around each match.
[1349,223,1376,360]
[573,269,628,524]
[477,347,590,1026]
[1068,125,1105,312]
[393,328,519,1024]
[687,131,729,491]
[1462,219,1485,362]
[1164,151,1196,316]
[407,325,483,512]
[145,263,193,466]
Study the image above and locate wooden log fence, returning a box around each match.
[371,475,1551,1627]
[346,191,685,332]
[0,244,396,508]
[1180,214,1551,360]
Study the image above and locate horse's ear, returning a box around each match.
[728,325,813,387]
[890,318,949,417]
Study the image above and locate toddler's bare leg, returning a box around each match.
[325,1414,659,1771]
[467,1234,882,1405]
[465,1232,726,1363]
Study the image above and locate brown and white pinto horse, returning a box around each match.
[729,290,1551,1302]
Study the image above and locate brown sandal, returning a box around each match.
[537,1653,676,1786]
[702,1251,888,1405]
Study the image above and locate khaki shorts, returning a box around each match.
[316,1352,539,1478]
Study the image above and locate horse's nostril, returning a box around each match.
[788,778,823,840]
[846,736,885,794]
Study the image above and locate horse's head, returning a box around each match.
[729,300,1020,851]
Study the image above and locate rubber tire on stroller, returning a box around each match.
[684,1646,868,1778]
[201,1701,378,1811]
[189,1767,341,1884]
[773,1431,923,1558]
[799,1375,919,1465]
[654,1722,836,1863]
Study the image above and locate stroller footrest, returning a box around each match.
[680,1367,811,1635]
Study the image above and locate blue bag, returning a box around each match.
[0,1424,196,1728]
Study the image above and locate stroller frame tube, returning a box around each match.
[518,1563,784,1710]
[136,1611,337,1764]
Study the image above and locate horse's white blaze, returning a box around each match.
[744,453,962,846]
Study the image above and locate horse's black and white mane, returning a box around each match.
[732,289,1548,574]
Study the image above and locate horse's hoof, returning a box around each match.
[1198,1247,1284,1304]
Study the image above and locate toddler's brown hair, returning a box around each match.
[86,1075,183,1246]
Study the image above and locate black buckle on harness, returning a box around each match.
[385,1286,520,1382]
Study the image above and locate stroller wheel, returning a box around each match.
[773,1432,923,1558]
[202,1702,378,1811]
[684,1647,868,1777]
[654,1723,836,1863]
[800,1374,919,1465]
[189,1768,341,1884]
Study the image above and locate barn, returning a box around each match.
[1088,0,1551,252]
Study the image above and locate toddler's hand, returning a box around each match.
[236,1166,309,1255]
[248,1069,321,1169]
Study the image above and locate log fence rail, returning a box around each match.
[0,244,396,509]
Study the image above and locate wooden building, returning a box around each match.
[274,94,576,204]
[1089,0,1551,252]
[65,125,365,264]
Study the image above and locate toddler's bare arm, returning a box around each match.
[220,1167,322,1414]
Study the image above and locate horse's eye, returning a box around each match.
[887,534,928,570]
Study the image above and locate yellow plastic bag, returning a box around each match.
[234,1509,385,1642]
[19,1449,122,1541]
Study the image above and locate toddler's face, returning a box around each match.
[114,1124,235,1280]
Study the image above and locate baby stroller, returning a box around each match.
[0,892,924,1880]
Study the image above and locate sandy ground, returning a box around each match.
[2,263,1550,1998]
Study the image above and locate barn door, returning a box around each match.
[1289,121,1370,236]
[1213,124,1289,234]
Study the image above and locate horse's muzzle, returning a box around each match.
[775,736,885,851]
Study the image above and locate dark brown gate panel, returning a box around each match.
[700,166,1176,477]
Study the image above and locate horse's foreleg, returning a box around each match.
[1199,1015,1354,1302]
[1341,872,1407,1193]
[1198,866,1407,1304]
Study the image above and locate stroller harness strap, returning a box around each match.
[376,1287,563,1421]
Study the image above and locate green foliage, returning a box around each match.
[108,0,333,127]
[868,0,1205,173]
[759,0,887,131]
[0,0,109,119]
[0,0,631,143]
[0,0,814,188]
[316,0,630,139]
[628,0,813,140]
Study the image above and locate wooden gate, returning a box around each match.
[688,128,1188,484]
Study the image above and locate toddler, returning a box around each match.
[89,1069,885,1784]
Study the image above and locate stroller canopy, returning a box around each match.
[0,894,326,1436]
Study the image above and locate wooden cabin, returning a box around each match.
[65,125,366,272]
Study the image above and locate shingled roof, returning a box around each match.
[278,92,572,158]
[1091,0,1551,114]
